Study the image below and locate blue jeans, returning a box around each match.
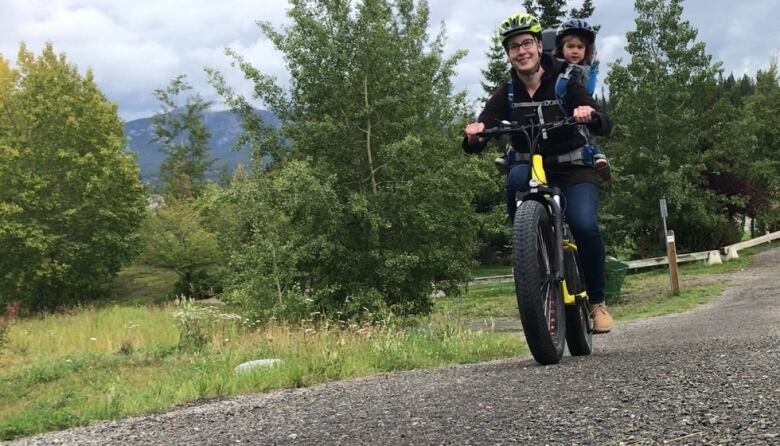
[506,164,606,303]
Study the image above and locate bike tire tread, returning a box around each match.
[513,200,565,365]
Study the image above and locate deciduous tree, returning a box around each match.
[211,0,483,319]
[0,43,145,310]
[151,75,213,199]
[139,197,222,298]
[605,0,729,256]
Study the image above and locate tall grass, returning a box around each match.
[6,305,178,360]
[0,305,521,440]
[0,301,21,356]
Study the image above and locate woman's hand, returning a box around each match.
[464,122,486,145]
[572,106,595,123]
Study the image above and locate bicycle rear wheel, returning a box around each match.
[513,200,566,365]
[563,247,592,356]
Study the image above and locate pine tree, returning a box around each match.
[729,61,780,232]
[522,0,567,27]
[480,34,509,104]
[570,0,595,18]
[569,0,600,32]
[521,0,596,28]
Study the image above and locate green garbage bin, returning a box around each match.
[605,256,630,300]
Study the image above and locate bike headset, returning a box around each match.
[500,114,573,218]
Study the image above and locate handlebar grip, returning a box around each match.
[476,128,507,138]
[588,111,601,127]
[475,127,498,137]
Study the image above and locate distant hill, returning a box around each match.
[124,109,278,184]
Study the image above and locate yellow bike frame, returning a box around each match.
[530,154,547,185]
[562,242,588,305]
[530,154,588,306]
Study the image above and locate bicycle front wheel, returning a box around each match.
[513,200,566,365]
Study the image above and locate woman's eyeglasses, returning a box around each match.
[507,39,537,54]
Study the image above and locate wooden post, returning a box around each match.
[666,230,680,295]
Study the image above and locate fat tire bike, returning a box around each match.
[479,117,595,365]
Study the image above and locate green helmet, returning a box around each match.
[498,13,543,47]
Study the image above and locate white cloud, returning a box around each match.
[3,0,778,120]
[597,35,626,64]
[1,0,291,120]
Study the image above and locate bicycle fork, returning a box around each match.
[518,154,586,306]
[554,202,589,305]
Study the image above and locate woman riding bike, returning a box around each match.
[463,13,614,333]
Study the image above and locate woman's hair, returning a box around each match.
[553,34,595,65]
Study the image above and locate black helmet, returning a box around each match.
[555,19,596,47]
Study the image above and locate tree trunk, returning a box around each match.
[271,245,283,304]
[363,75,377,194]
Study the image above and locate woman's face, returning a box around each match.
[562,36,586,64]
[506,33,542,75]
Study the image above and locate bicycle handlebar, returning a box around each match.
[476,112,600,138]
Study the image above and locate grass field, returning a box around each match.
[470,264,512,278]
[0,302,520,440]
[447,245,762,319]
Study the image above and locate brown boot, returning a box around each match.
[590,302,613,334]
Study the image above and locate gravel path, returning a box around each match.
[9,249,780,445]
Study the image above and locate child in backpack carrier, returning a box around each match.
[553,19,609,174]
[494,19,609,179]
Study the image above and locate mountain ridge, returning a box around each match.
[124,109,278,183]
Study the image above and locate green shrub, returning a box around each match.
[139,200,223,299]
[172,298,242,351]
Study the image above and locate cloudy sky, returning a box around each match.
[2,0,779,121]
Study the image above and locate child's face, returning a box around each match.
[562,36,587,64]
